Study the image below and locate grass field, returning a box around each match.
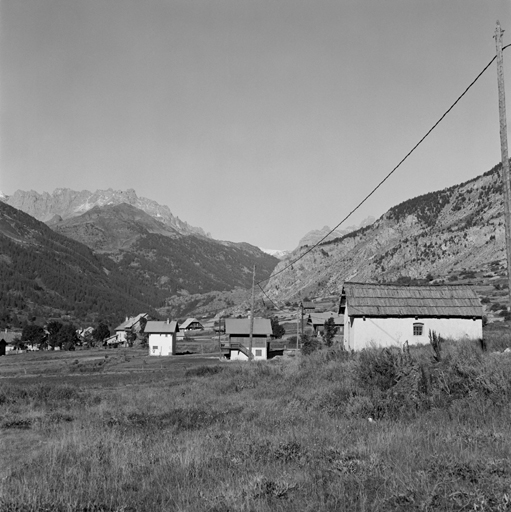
[1,331,511,511]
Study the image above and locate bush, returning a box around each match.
[301,334,320,356]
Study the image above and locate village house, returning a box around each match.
[223,318,273,361]
[145,319,179,356]
[0,330,21,355]
[114,313,148,346]
[179,318,204,331]
[307,311,344,337]
[339,282,483,351]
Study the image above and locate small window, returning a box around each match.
[255,349,262,357]
[152,346,158,353]
[413,323,424,336]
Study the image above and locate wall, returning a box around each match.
[148,333,176,356]
[230,344,268,361]
[344,312,482,351]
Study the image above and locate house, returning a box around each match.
[339,282,483,351]
[114,313,148,345]
[145,320,179,356]
[0,330,20,355]
[179,318,204,331]
[301,301,316,311]
[223,318,272,360]
[307,312,344,337]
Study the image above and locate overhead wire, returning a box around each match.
[257,47,510,290]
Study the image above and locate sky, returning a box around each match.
[1,0,511,250]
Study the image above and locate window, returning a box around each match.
[413,323,424,336]
[152,346,158,353]
[255,349,262,357]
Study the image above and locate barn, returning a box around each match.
[145,320,179,356]
[339,282,483,351]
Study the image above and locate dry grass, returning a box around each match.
[1,336,511,511]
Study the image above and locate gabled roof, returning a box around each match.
[180,318,203,329]
[114,313,148,331]
[308,312,344,326]
[341,282,482,318]
[225,318,272,336]
[144,320,179,334]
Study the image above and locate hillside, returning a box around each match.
[2,188,209,237]
[0,201,160,326]
[264,163,508,301]
[51,202,279,298]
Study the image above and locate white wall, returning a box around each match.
[148,333,176,356]
[344,313,482,351]
[230,346,268,361]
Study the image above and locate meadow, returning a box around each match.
[1,329,511,512]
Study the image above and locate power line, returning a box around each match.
[258,47,510,288]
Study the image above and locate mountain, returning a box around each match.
[50,202,279,298]
[264,163,507,301]
[0,201,161,326]
[260,248,290,260]
[297,217,375,248]
[2,188,209,238]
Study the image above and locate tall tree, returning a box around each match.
[323,317,338,347]
[271,316,285,339]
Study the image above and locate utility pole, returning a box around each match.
[217,316,222,358]
[248,265,256,361]
[495,21,511,307]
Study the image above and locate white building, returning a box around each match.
[114,313,148,345]
[339,282,483,351]
[145,320,179,356]
[224,318,272,361]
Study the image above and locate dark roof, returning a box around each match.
[225,318,272,336]
[144,321,179,334]
[341,282,482,318]
[179,318,203,329]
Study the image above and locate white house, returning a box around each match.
[224,318,272,361]
[339,282,483,351]
[114,313,148,345]
[145,320,179,356]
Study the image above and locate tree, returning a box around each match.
[271,316,285,339]
[93,323,111,344]
[323,317,339,347]
[46,320,63,349]
[56,323,78,350]
[22,324,46,348]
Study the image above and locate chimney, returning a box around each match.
[167,318,170,324]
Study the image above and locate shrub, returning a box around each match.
[301,334,320,356]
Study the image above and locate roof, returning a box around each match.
[144,321,179,334]
[114,313,148,331]
[301,301,316,310]
[0,331,20,344]
[308,312,344,326]
[179,318,203,329]
[224,318,272,336]
[341,282,482,318]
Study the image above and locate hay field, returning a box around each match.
[1,334,511,511]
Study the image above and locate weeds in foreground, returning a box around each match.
[1,338,511,511]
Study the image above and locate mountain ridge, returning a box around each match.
[1,188,210,238]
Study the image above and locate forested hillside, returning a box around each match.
[0,202,159,326]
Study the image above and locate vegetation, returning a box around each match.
[2,333,511,511]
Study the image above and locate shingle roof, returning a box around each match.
[341,282,482,318]
[225,318,272,336]
[144,321,179,334]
